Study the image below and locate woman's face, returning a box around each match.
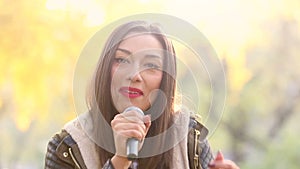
[111,33,164,113]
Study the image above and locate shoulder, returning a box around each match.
[63,114,101,168]
[188,115,209,141]
[174,107,209,140]
[187,114,214,169]
[45,129,87,169]
[45,113,97,169]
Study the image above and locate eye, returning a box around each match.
[144,63,161,70]
[114,57,130,64]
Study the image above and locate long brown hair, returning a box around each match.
[86,20,177,168]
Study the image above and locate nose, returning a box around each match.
[128,69,143,82]
[126,63,143,82]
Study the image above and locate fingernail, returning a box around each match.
[144,115,151,121]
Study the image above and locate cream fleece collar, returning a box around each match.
[64,112,190,169]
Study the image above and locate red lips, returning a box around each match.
[119,87,144,98]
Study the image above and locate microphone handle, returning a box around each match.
[123,106,144,160]
[126,138,139,160]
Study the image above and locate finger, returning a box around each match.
[113,122,146,135]
[111,113,149,141]
[215,150,224,161]
[111,114,145,127]
[143,115,151,132]
[120,113,146,126]
[123,110,144,119]
[208,150,224,169]
[208,160,239,169]
[116,129,145,141]
[123,116,145,124]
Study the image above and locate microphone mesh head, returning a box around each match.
[124,106,144,115]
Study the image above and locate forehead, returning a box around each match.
[118,34,164,53]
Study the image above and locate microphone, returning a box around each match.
[123,106,144,160]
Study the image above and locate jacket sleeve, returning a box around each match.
[198,138,214,169]
[45,130,88,169]
[44,131,75,169]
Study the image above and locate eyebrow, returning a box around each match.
[116,48,162,59]
[116,48,132,55]
[144,54,162,59]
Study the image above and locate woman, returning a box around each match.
[45,20,239,169]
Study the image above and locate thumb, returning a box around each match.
[214,150,224,161]
[143,115,151,132]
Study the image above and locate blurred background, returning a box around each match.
[1,0,300,168]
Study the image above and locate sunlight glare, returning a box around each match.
[45,0,105,26]
[85,6,105,27]
[46,0,68,10]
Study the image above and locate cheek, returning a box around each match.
[155,75,163,88]
[111,65,117,78]
[110,65,119,95]
[110,66,121,111]
[146,72,163,89]
[146,73,163,104]
[111,65,123,83]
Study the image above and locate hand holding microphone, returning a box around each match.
[111,106,151,160]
